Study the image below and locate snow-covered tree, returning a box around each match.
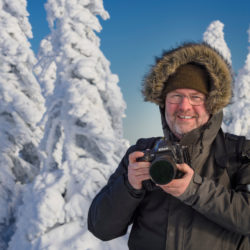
[203,20,234,131]
[9,0,128,249]
[0,0,45,248]
[203,20,232,64]
[223,26,250,137]
[204,21,250,137]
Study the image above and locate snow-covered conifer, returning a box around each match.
[203,20,234,131]
[9,0,128,249]
[203,20,232,64]
[0,0,45,248]
[225,26,250,137]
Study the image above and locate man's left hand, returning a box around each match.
[158,163,194,197]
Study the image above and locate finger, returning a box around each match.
[129,161,150,171]
[176,163,192,174]
[158,182,181,194]
[130,166,150,176]
[157,178,182,188]
[135,174,151,182]
[129,151,144,164]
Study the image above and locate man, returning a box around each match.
[88,42,250,250]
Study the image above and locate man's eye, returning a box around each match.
[191,96,202,100]
[173,94,182,98]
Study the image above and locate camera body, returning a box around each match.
[137,138,190,185]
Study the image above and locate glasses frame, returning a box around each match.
[166,93,206,106]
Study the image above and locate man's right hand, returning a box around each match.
[128,151,151,190]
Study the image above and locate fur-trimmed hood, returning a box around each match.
[142,42,233,114]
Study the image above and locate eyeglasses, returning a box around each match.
[166,93,205,105]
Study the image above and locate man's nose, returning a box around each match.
[178,96,192,109]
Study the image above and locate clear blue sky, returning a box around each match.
[27,0,250,144]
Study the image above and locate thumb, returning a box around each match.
[176,163,193,174]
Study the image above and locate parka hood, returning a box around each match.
[142,42,233,114]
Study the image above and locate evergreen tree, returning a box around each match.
[9,0,128,249]
[204,21,250,136]
[203,20,232,64]
[226,26,250,137]
[203,20,233,131]
[0,0,45,248]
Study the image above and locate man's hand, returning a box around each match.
[158,163,194,197]
[128,151,151,190]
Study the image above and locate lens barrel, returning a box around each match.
[149,156,177,185]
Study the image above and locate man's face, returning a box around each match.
[165,88,210,139]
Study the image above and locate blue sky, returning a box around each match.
[27,0,250,144]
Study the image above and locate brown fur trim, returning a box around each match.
[142,42,233,114]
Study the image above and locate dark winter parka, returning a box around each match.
[88,43,250,250]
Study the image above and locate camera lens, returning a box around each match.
[149,157,176,185]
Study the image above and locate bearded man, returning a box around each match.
[88,43,250,250]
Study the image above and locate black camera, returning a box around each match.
[137,138,190,185]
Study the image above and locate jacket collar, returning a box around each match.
[180,111,223,147]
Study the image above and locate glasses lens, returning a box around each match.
[167,94,204,105]
[167,94,181,104]
[189,95,204,105]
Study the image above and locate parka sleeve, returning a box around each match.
[87,145,146,241]
[178,149,250,236]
